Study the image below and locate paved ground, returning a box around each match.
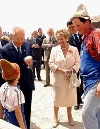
[30,68,84,129]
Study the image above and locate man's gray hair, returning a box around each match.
[12,27,25,36]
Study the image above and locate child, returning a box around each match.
[0,59,27,129]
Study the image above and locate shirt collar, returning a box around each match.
[49,36,53,39]
[82,25,95,40]
[72,32,78,37]
[12,43,21,51]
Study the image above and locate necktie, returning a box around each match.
[49,37,52,42]
[17,48,21,58]
[34,38,36,44]
[74,34,80,45]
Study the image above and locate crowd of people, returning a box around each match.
[0,3,99,129]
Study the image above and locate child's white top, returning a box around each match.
[0,82,25,112]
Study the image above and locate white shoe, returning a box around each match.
[53,121,58,128]
[68,120,74,126]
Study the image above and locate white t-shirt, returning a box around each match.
[0,82,25,112]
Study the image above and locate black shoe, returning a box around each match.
[44,84,49,87]
[34,75,36,80]
[74,105,79,110]
[38,78,42,81]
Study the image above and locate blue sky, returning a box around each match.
[0,0,100,37]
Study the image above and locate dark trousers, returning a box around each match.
[45,60,50,85]
[41,49,44,65]
[33,64,41,79]
[33,54,41,79]
[21,82,32,129]
[77,73,84,105]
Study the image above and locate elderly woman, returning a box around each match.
[49,29,80,128]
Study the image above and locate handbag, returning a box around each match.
[69,70,80,88]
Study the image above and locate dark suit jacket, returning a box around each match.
[38,35,46,42]
[68,34,82,54]
[0,39,9,47]
[30,38,42,55]
[38,35,46,52]
[0,41,36,91]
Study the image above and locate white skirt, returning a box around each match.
[53,86,77,107]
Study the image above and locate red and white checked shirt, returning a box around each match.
[83,26,100,61]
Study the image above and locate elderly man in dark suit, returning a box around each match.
[0,27,37,129]
[67,21,84,110]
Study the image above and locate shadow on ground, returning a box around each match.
[59,121,83,129]
[30,122,41,129]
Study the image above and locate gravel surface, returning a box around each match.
[30,69,84,129]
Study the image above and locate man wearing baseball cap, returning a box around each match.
[71,4,100,129]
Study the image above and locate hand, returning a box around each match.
[35,44,39,48]
[51,44,54,47]
[24,56,33,66]
[32,44,36,48]
[64,69,72,77]
[27,60,33,66]
[96,82,100,97]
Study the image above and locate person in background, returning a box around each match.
[7,32,10,38]
[49,29,80,128]
[1,35,9,44]
[9,33,13,42]
[0,27,9,87]
[38,28,46,68]
[30,30,42,81]
[71,4,100,129]
[0,59,26,129]
[26,37,30,42]
[67,20,84,110]
[42,28,58,87]
[0,27,9,47]
[0,27,36,129]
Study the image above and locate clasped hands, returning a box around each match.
[48,44,54,48]
[32,44,39,48]
[64,69,72,77]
